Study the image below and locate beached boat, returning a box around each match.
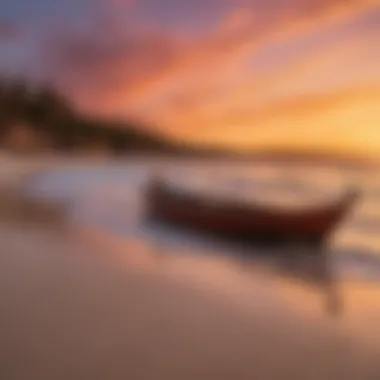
[144,175,360,246]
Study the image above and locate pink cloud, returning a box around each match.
[39,0,379,119]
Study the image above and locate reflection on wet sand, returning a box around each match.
[272,246,343,317]
[81,226,352,321]
[1,221,378,380]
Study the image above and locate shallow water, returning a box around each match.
[21,159,380,282]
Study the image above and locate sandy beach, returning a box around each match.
[0,155,380,380]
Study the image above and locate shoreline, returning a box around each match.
[0,153,71,227]
[0,153,379,379]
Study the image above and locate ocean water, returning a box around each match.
[23,158,380,284]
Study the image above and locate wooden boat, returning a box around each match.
[144,176,360,246]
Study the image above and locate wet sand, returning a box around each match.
[0,156,380,379]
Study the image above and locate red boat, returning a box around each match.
[144,176,359,246]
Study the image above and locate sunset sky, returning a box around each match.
[1,0,379,155]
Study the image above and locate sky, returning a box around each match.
[0,0,380,155]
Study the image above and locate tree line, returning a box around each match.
[0,76,172,154]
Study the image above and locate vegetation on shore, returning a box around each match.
[0,76,187,155]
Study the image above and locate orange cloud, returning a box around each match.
[145,25,379,133]
[116,0,379,110]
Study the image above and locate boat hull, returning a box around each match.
[145,179,357,246]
